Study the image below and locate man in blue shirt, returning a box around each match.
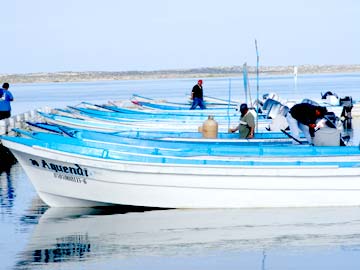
[0,83,14,120]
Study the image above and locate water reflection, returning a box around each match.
[19,199,48,226]
[15,206,360,269]
[0,166,15,209]
[0,145,17,210]
[15,206,159,268]
[0,145,16,168]
[29,234,91,264]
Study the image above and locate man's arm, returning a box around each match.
[247,126,254,139]
[191,85,197,100]
[230,124,240,133]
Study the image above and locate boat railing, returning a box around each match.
[0,107,52,136]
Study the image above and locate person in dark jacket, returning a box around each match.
[286,103,327,144]
[0,83,14,120]
[190,80,206,110]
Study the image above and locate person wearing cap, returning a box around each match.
[286,102,327,144]
[190,79,206,110]
[230,103,255,139]
[0,82,14,120]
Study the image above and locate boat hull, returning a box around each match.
[4,139,360,208]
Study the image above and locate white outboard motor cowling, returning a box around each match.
[312,126,341,146]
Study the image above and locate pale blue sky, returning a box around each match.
[2,0,359,74]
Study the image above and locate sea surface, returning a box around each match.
[1,73,360,270]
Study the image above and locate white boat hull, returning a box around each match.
[4,139,360,208]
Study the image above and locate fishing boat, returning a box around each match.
[14,127,308,157]
[67,105,243,122]
[37,111,272,132]
[24,122,306,145]
[132,100,238,111]
[100,103,249,117]
[65,106,274,131]
[131,93,239,106]
[38,112,216,132]
[2,132,360,208]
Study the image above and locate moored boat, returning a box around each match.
[38,111,272,132]
[2,134,360,208]
[24,121,307,145]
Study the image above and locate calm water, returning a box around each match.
[2,73,360,270]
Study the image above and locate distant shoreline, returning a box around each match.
[1,64,360,84]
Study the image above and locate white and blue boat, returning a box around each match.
[131,93,239,107]
[38,111,272,132]
[13,128,306,155]
[2,129,360,208]
[25,122,306,145]
[68,105,242,121]
[132,100,236,111]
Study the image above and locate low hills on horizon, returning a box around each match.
[1,64,360,84]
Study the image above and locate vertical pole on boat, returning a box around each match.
[227,78,232,131]
[255,39,260,132]
[243,62,248,104]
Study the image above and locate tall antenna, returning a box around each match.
[255,39,260,132]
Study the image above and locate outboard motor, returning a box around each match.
[321,91,338,100]
[262,99,282,119]
[267,102,282,119]
[324,112,337,128]
[262,98,275,111]
[321,91,339,106]
[340,96,353,129]
[267,105,289,131]
[313,112,342,146]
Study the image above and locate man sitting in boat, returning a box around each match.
[286,103,327,144]
[230,103,255,139]
[190,80,206,110]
